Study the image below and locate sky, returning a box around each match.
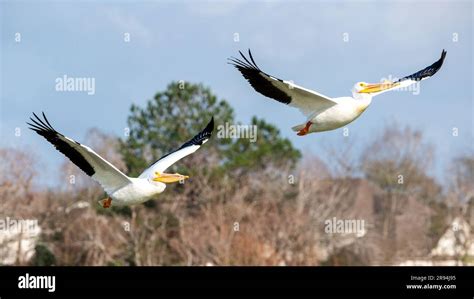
[0,0,472,186]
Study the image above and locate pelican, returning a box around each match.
[229,49,446,136]
[27,112,214,208]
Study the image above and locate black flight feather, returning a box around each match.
[228,49,292,105]
[397,50,447,82]
[27,112,95,176]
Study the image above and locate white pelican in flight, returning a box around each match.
[27,113,214,208]
[229,49,446,136]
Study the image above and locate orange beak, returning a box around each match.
[358,81,400,94]
[153,172,189,183]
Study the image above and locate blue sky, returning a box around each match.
[1,0,472,185]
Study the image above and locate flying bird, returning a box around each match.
[27,112,214,208]
[229,49,446,136]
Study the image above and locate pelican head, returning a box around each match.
[353,82,369,93]
[351,82,373,106]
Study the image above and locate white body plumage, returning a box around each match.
[109,178,166,206]
[301,96,372,133]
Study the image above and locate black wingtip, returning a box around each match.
[247,49,260,69]
[41,112,55,130]
[32,112,40,122]
[27,112,56,133]
[437,49,447,69]
[205,116,214,134]
[441,49,447,61]
[229,49,261,71]
[28,112,42,131]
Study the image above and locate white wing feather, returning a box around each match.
[266,75,336,116]
[138,117,214,179]
[139,144,202,179]
[62,137,132,194]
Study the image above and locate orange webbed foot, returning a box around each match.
[102,197,112,208]
[297,121,313,136]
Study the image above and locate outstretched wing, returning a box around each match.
[138,117,214,179]
[229,49,337,117]
[27,112,131,194]
[358,50,447,95]
[397,49,447,83]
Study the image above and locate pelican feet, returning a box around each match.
[297,121,313,136]
[153,172,189,184]
[100,197,112,208]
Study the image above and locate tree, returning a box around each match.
[222,116,300,173]
[449,154,474,203]
[361,125,439,199]
[116,81,301,265]
[360,125,443,262]
[120,81,300,178]
[120,82,233,177]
